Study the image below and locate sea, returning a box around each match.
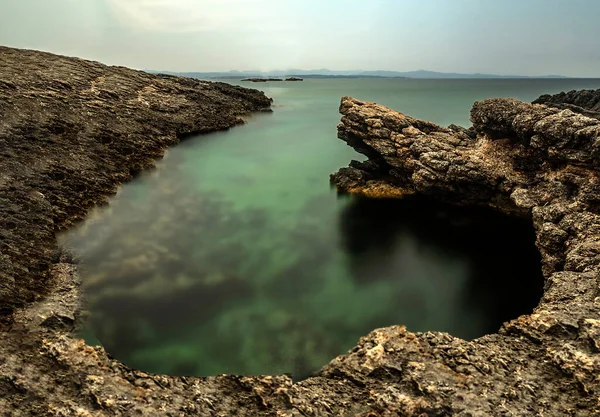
[61,78,600,379]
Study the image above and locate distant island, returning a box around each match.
[149,69,571,80]
[241,77,304,82]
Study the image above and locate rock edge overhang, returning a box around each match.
[328,94,600,415]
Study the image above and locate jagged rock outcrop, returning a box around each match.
[330,96,600,415]
[534,88,600,119]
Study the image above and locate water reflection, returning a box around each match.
[65,183,543,380]
[60,78,582,380]
[340,197,544,337]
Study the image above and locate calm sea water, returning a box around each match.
[63,78,600,379]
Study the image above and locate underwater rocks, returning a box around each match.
[330,95,600,415]
[0,46,272,315]
[0,47,286,416]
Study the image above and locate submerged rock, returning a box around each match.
[0,46,272,315]
[330,95,600,415]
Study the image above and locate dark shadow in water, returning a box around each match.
[339,196,544,337]
[90,277,255,361]
[76,191,544,381]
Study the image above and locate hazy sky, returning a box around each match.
[1,0,599,76]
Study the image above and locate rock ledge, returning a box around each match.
[330,95,600,415]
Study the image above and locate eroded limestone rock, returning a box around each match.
[330,96,600,415]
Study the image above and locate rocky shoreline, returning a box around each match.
[534,89,600,119]
[330,90,600,415]
[0,47,290,416]
[2,45,600,416]
[0,46,272,316]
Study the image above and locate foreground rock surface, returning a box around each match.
[2,44,600,416]
[331,96,600,415]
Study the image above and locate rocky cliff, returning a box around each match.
[330,96,600,415]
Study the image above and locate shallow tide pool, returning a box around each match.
[62,78,600,379]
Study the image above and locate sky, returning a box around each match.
[1,0,599,77]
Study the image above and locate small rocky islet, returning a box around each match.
[2,45,600,415]
[242,77,304,82]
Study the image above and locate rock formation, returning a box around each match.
[242,77,284,82]
[2,44,600,416]
[330,96,600,415]
[534,88,600,119]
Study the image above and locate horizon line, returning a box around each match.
[148,69,600,79]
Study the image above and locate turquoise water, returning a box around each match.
[63,78,600,379]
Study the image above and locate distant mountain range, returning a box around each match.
[149,69,569,79]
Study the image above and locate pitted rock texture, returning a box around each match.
[330,96,600,415]
[534,88,600,119]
